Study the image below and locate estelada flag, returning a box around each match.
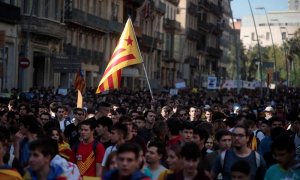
[96,18,142,94]
[74,69,86,94]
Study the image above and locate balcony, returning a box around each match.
[186,28,201,40]
[156,1,166,15]
[65,8,108,32]
[128,0,145,7]
[207,23,223,35]
[198,0,209,9]
[185,56,198,67]
[21,16,65,39]
[188,2,198,16]
[109,20,124,33]
[198,21,210,32]
[163,18,181,32]
[207,2,223,17]
[53,54,80,73]
[162,50,176,62]
[140,34,156,50]
[207,47,223,58]
[0,2,20,24]
[166,0,179,6]
[91,51,104,64]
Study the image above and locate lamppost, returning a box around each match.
[256,7,278,93]
[271,19,289,90]
[247,0,263,98]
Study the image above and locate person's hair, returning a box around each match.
[96,116,113,132]
[96,102,110,110]
[135,116,145,122]
[116,107,127,116]
[40,112,51,119]
[166,144,182,158]
[215,129,232,142]
[147,141,165,156]
[49,102,58,113]
[182,121,193,131]
[104,151,117,172]
[29,138,58,160]
[261,120,271,126]
[193,127,209,142]
[271,135,295,153]
[119,115,133,123]
[8,99,18,109]
[117,142,141,159]
[167,118,182,136]
[152,120,167,138]
[181,142,201,160]
[231,160,251,176]
[78,119,96,131]
[144,110,156,118]
[47,127,63,143]
[234,125,250,136]
[56,106,65,112]
[111,122,128,138]
[73,108,85,114]
[19,115,42,134]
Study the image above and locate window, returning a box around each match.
[33,0,39,16]
[22,0,28,14]
[44,0,49,18]
[54,0,59,20]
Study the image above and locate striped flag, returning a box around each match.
[96,18,142,94]
[74,69,86,94]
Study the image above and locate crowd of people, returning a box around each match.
[0,87,300,180]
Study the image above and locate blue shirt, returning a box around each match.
[265,164,300,180]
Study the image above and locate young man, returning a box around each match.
[204,109,213,123]
[145,141,166,180]
[64,108,86,147]
[0,133,22,180]
[192,127,209,157]
[138,110,156,143]
[95,102,110,120]
[39,112,51,127]
[101,123,127,166]
[70,119,105,177]
[56,106,71,133]
[211,125,267,180]
[264,135,300,179]
[119,116,146,152]
[264,106,274,120]
[181,121,194,143]
[166,118,182,146]
[23,138,66,180]
[95,116,113,149]
[188,106,198,121]
[134,115,146,129]
[103,143,150,180]
[166,142,210,180]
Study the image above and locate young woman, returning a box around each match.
[48,127,72,160]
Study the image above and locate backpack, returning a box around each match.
[220,150,261,170]
[73,140,99,163]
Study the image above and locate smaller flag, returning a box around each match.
[74,69,86,94]
[77,90,83,108]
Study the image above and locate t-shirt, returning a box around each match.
[101,145,117,167]
[145,165,166,180]
[70,141,105,177]
[264,164,300,180]
[212,149,267,180]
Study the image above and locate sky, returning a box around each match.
[231,0,289,19]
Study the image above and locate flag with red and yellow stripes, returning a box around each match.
[74,69,86,94]
[96,18,142,94]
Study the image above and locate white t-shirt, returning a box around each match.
[101,145,117,166]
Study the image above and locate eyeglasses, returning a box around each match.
[232,133,246,138]
[179,114,187,117]
[77,113,84,116]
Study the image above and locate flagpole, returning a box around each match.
[129,17,154,100]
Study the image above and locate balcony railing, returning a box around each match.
[65,8,108,32]
[166,0,179,6]
[187,2,198,16]
[186,28,201,40]
[0,2,20,24]
[109,20,124,33]
[156,1,166,14]
[185,56,198,67]
[198,21,210,32]
[207,47,223,57]
[155,31,164,43]
[140,34,156,49]
[163,18,181,31]
[207,2,223,16]
[21,16,65,39]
